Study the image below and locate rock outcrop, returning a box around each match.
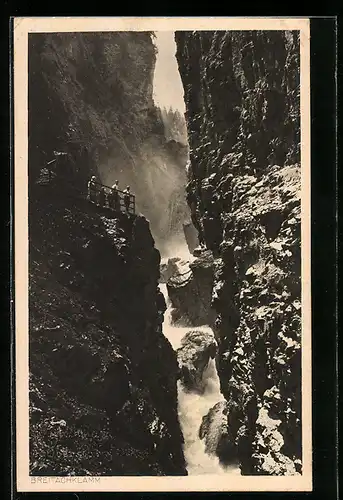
[29,182,187,476]
[183,221,199,254]
[176,330,217,393]
[159,256,189,284]
[175,30,301,475]
[199,401,238,466]
[167,250,215,327]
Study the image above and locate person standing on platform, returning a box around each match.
[88,175,97,203]
[123,186,131,213]
[110,180,120,211]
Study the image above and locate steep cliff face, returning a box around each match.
[29,182,187,476]
[28,32,189,475]
[175,30,301,475]
[28,32,189,252]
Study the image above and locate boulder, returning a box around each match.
[159,256,189,284]
[176,329,217,393]
[199,400,238,466]
[167,251,215,327]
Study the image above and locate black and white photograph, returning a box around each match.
[14,17,311,492]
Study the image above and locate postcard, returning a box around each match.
[14,16,311,492]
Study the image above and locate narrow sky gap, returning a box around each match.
[152,31,186,113]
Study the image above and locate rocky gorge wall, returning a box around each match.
[29,183,186,476]
[28,32,189,475]
[28,32,190,252]
[175,30,302,475]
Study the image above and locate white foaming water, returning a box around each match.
[160,241,196,265]
[160,283,213,351]
[159,283,241,476]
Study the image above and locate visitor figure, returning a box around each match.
[109,180,120,211]
[123,186,131,213]
[88,175,97,203]
[98,186,106,207]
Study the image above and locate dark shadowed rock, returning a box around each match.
[29,183,187,476]
[183,221,199,254]
[176,330,217,393]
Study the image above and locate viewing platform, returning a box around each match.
[88,181,135,215]
[36,164,136,216]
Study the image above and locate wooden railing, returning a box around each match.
[36,160,136,215]
[88,181,136,215]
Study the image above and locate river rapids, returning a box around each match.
[159,283,241,476]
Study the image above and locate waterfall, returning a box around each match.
[159,283,241,476]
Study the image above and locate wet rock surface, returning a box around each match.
[176,30,301,475]
[176,330,217,393]
[29,185,187,476]
[159,256,189,284]
[166,250,215,327]
[199,401,238,466]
